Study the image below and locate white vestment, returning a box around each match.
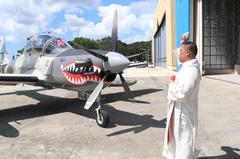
[162,59,201,159]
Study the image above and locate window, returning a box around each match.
[44,38,71,54]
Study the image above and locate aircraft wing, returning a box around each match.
[0,74,39,85]
[128,61,148,68]
[109,76,137,87]
[127,51,149,59]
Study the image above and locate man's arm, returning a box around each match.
[167,68,196,102]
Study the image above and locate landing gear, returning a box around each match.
[96,107,109,128]
[95,94,109,128]
[81,91,110,128]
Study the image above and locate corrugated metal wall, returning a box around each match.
[154,18,166,67]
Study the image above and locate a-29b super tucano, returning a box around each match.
[0,11,145,128]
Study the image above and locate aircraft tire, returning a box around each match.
[96,109,109,128]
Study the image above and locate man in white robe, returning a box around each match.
[162,41,201,159]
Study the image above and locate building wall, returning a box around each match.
[153,0,238,74]
[152,0,203,73]
[175,0,191,71]
[152,0,176,71]
[195,0,203,74]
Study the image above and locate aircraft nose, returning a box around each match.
[103,52,130,73]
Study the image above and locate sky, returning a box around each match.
[0,0,157,56]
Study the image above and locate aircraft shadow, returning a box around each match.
[0,93,84,138]
[103,106,166,136]
[103,88,164,104]
[0,88,45,96]
[0,88,165,138]
[198,146,240,159]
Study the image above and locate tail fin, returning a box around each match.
[0,36,10,64]
[0,36,10,73]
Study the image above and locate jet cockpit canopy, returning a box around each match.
[24,34,72,54]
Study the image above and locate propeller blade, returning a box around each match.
[119,73,133,98]
[71,41,108,61]
[84,76,106,110]
[82,47,108,61]
[111,10,118,52]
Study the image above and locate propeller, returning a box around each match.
[119,73,132,98]
[83,10,133,110]
[111,10,118,52]
[84,76,106,110]
[81,47,108,61]
[110,10,132,98]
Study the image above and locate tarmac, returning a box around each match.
[205,74,240,85]
[0,67,239,159]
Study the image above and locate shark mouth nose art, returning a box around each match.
[61,63,103,85]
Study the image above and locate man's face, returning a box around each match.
[179,45,190,63]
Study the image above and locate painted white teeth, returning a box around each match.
[89,66,93,72]
[93,66,97,73]
[97,68,101,73]
[64,64,101,84]
[75,68,79,72]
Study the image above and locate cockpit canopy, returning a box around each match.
[24,34,72,54]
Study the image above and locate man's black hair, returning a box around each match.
[182,41,198,57]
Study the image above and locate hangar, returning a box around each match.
[152,0,240,74]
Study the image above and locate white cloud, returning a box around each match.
[0,0,102,43]
[0,0,157,55]
[65,0,157,43]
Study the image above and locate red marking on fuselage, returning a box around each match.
[62,71,102,85]
[61,62,104,85]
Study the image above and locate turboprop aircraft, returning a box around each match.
[0,11,142,128]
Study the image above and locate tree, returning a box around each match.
[68,36,151,62]
[68,37,99,49]
[97,36,112,51]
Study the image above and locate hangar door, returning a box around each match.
[154,17,166,67]
[202,0,234,73]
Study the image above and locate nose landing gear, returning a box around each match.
[96,107,109,128]
[95,94,109,128]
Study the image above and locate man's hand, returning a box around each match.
[181,32,189,44]
[166,75,176,85]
